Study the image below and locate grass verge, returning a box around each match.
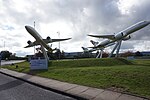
[2,58,150,98]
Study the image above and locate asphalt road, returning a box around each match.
[0,61,78,100]
[1,60,25,66]
[0,73,76,100]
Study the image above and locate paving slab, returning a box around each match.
[15,72,27,77]
[27,76,46,82]
[93,90,121,100]
[20,74,32,80]
[66,85,89,95]
[47,81,68,89]
[57,83,78,91]
[0,69,23,77]
[117,94,145,100]
[25,76,45,83]
[36,79,58,86]
[79,88,104,99]
[44,80,62,87]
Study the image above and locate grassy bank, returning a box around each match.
[2,58,150,98]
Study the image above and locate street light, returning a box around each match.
[33,21,36,54]
[2,40,5,50]
[57,32,60,59]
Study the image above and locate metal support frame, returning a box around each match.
[115,40,122,57]
[100,49,103,58]
[96,49,103,58]
[40,45,49,61]
[96,50,100,58]
[109,40,122,58]
[109,42,119,58]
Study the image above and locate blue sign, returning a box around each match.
[30,58,48,70]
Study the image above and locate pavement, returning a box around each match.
[1,60,26,66]
[0,68,149,100]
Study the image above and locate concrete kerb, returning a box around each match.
[104,88,150,100]
[93,90,122,100]
[79,88,105,100]
[0,69,87,100]
[117,94,145,100]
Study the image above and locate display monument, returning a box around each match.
[25,25,71,70]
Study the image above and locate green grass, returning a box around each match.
[2,58,150,99]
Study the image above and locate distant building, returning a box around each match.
[64,52,96,58]
[64,52,83,58]
[140,51,150,56]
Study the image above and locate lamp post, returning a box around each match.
[57,32,60,59]
[33,21,36,54]
[2,40,5,50]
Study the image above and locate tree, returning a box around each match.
[1,50,12,60]
[54,49,61,59]
[61,50,65,59]
[35,51,44,57]
[121,51,134,57]
[135,51,143,56]
[102,52,109,58]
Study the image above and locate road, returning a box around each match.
[0,73,76,100]
[0,60,76,100]
[1,60,25,66]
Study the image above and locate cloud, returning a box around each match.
[0,0,150,56]
[0,25,14,31]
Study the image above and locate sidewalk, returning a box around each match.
[0,68,148,100]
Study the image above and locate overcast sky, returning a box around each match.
[0,0,150,56]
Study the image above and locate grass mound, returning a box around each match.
[50,58,132,67]
[2,58,150,98]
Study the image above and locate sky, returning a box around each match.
[0,0,150,57]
